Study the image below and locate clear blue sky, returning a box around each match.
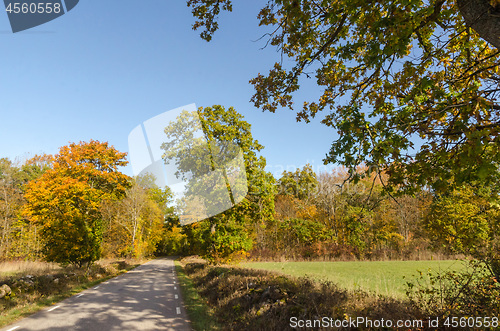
[0,0,339,178]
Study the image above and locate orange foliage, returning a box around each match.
[23,140,131,266]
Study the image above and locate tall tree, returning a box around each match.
[0,155,51,259]
[187,0,500,194]
[0,158,22,258]
[188,0,500,49]
[277,164,318,201]
[161,105,275,263]
[24,141,130,267]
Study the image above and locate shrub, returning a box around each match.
[406,259,500,318]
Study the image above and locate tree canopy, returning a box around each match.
[278,163,318,200]
[187,0,500,194]
[161,105,275,263]
[24,140,130,267]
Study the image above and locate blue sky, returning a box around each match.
[0,0,339,178]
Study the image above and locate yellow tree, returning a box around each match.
[101,179,168,258]
[24,141,130,267]
[425,185,500,280]
[425,185,499,254]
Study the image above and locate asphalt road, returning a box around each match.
[1,258,191,331]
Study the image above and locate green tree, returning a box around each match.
[425,185,500,277]
[0,155,51,259]
[278,218,332,247]
[187,0,500,194]
[0,158,23,258]
[277,164,318,200]
[161,105,275,263]
[24,141,130,267]
[15,154,53,188]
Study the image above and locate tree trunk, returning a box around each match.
[457,0,500,49]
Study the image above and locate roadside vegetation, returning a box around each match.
[175,258,222,331]
[178,257,500,330]
[177,258,426,331]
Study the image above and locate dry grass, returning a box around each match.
[249,248,463,262]
[0,258,148,281]
[0,261,62,280]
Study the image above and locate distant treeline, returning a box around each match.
[163,163,463,262]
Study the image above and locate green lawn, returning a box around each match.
[240,260,465,299]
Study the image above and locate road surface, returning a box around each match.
[1,258,191,331]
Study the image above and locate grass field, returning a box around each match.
[240,260,465,299]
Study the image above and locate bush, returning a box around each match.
[406,259,500,318]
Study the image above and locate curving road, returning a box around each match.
[1,258,191,331]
